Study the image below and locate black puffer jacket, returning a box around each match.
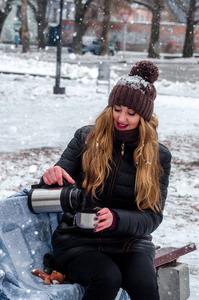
[52,126,171,267]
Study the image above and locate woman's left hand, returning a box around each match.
[93,208,113,232]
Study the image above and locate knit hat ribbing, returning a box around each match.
[108,60,159,121]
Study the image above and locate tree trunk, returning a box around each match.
[183,0,196,57]
[27,0,48,49]
[0,0,13,37]
[37,0,47,49]
[148,0,161,58]
[21,0,30,52]
[100,0,111,55]
[73,0,86,54]
[37,19,45,48]
[73,0,93,54]
[73,17,85,54]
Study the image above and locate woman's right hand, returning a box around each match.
[43,166,75,186]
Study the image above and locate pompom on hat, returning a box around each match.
[108,60,159,121]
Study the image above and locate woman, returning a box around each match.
[42,60,171,300]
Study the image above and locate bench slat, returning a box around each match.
[154,243,197,268]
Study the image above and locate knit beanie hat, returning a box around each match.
[108,60,159,121]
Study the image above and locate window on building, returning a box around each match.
[141,14,146,22]
[134,13,139,22]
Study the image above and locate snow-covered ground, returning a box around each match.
[0,49,199,299]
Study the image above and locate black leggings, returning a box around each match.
[63,251,159,300]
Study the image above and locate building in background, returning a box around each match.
[0,0,199,54]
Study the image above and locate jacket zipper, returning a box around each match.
[97,142,124,250]
[121,142,125,155]
[100,142,140,253]
[106,141,125,207]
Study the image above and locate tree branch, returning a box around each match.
[171,0,189,14]
[27,0,37,18]
[83,0,94,14]
[1,0,13,15]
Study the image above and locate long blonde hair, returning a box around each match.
[82,106,161,212]
[134,116,161,212]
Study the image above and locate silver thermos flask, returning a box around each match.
[28,185,86,214]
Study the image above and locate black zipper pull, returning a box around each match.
[121,142,125,155]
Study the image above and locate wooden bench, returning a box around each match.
[155,243,197,300]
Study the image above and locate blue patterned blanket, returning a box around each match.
[0,189,129,300]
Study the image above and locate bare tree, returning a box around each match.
[21,0,30,52]
[100,0,133,55]
[73,0,130,55]
[183,0,196,57]
[27,0,48,49]
[100,0,111,55]
[73,0,94,54]
[148,0,163,58]
[129,0,163,58]
[170,0,199,57]
[0,0,13,37]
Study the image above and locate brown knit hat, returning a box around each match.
[108,60,159,121]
